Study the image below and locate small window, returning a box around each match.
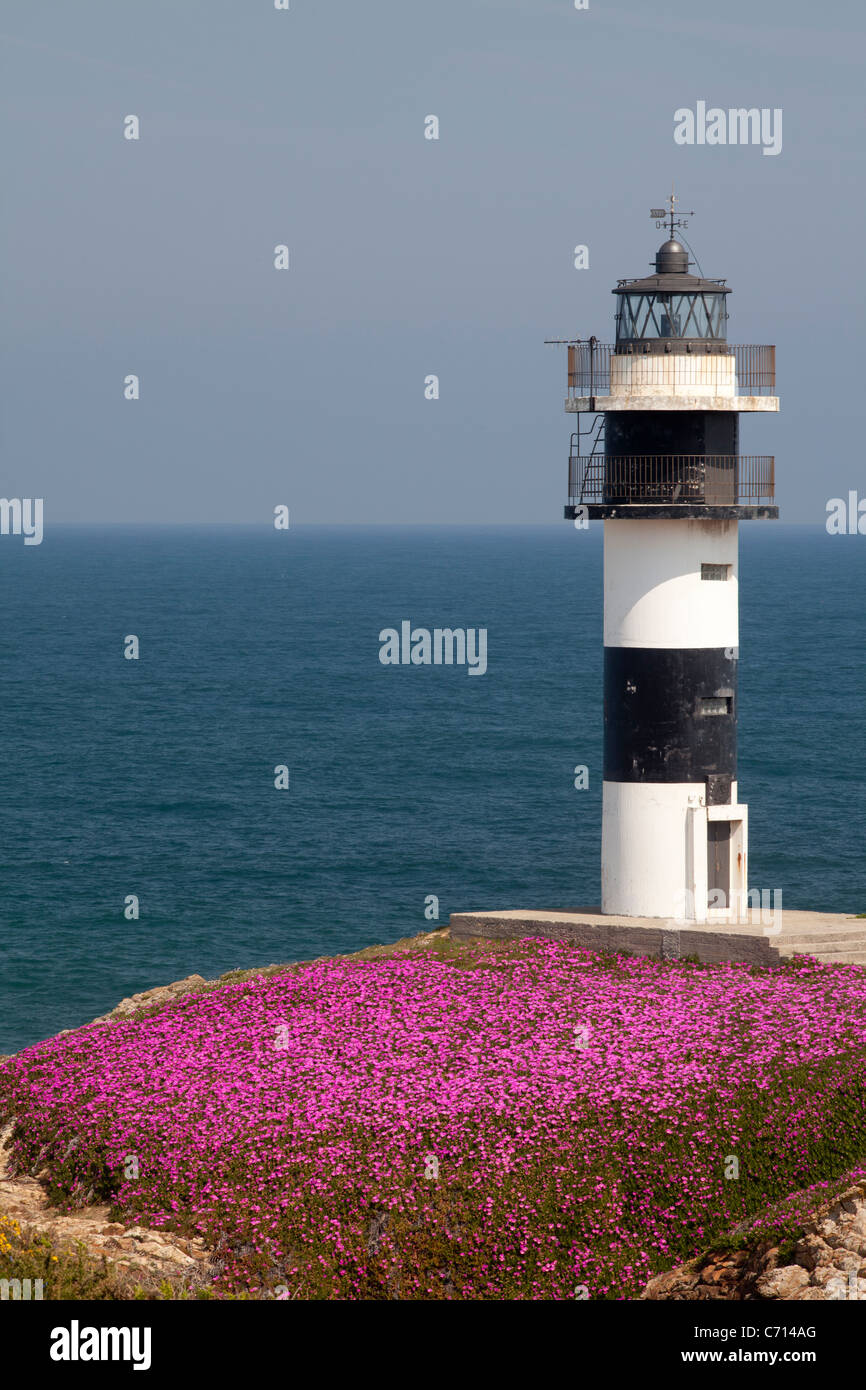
[699,696,732,717]
[701,563,731,581]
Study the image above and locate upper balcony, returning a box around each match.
[564,342,778,414]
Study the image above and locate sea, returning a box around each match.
[0,524,863,1055]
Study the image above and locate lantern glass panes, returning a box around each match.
[616,292,727,342]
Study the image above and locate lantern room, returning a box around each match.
[614,238,730,347]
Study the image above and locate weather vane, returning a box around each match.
[650,186,695,239]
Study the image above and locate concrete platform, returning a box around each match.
[448,908,866,967]
[564,504,779,522]
[565,395,780,413]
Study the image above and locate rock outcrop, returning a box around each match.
[78,974,211,1026]
[642,1178,866,1300]
[0,1120,214,1295]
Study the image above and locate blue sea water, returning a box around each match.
[0,524,863,1055]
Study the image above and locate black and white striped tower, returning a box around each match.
[559,195,779,922]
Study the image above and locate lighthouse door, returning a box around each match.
[707,821,731,900]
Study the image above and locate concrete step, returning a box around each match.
[779,947,866,964]
[789,945,866,956]
[776,935,866,950]
[776,928,866,943]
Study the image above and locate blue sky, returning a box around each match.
[2,0,863,523]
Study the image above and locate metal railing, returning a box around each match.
[569,454,775,506]
[566,343,776,396]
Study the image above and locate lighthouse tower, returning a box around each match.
[561,195,778,922]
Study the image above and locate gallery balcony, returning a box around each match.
[565,453,778,521]
[564,343,778,414]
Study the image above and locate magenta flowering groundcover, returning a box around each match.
[2,940,866,1299]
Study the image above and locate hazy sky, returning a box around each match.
[2,0,864,523]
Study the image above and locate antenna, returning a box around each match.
[650,185,694,238]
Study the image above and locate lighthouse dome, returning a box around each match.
[655,239,689,274]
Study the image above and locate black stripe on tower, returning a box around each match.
[604,414,740,506]
[606,412,739,455]
[603,648,737,785]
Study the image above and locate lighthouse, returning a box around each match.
[453,200,858,961]
[560,195,778,923]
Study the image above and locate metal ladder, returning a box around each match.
[576,414,605,503]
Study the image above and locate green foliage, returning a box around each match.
[0,1220,118,1300]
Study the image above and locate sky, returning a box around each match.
[2,0,864,524]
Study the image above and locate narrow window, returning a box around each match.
[699,696,732,716]
[701,563,731,581]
